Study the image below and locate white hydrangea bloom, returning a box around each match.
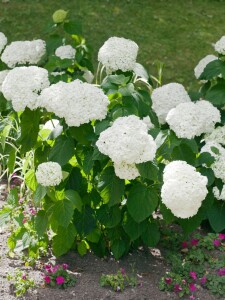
[55,45,76,60]
[96,115,157,165]
[205,126,225,146]
[43,119,60,130]
[51,71,66,76]
[1,40,46,68]
[214,36,225,55]
[98,37,138,73]
[213,186,225,201]
[142,116,154,130]
[151,83,191,124]
[2,66,50,111]
[0,32,7,54]
[35,162,63,186]
[83,69,94,83]
[0,70,9,92]
[212,156,225,183]
[161,161,208,218]
[201,141,225,158]
[114,162,140,180]
[39,79,109,127]
[166,100,220,139]
[194,55,218,79]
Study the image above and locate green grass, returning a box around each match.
[1,0,225,89]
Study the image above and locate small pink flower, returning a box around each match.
[219,233,225,240]
[190,295,195,300]
[213,239,221,247]
[191,239,199,247]
[200,276,207,285]
[182,279,186,284]
[52,265,60,273]
[174,284,182,292]
[45,264,52,273]
[56,276,65,285]
[165,277,172,284]
[116,286,121,292]
[190,271,197,280]
[218,268,225,276]
[121,268,126,275]
[181,241,188,248]
[22,218,27,224]
[21,273,26,280]
[62,263,68,270]
[44,276,51,284]
[189,283,197,292]
[19,198,24,204]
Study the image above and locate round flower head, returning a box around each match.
[161,161,208,218]
[98,37,138,73]
[214,36,225,55]
[0,70,9,92]
[201,141,225,158]
[1,39,46,68]
[213,185,225,201]
[0,32,7,54]
[114,162,140,180]
[39,79,109,127]
[212,156,225,183]
[35,162,63,187]
[55,45,76,60]
[96,115,157,164]
[194,55,217,79]
[52,9,68,23]
[166,100,220,139]
[205,125,225,146]
[151,83,191,124]
[2,66,50,111]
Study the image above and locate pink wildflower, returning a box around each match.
[45,264,52,273]
[116,286,121,292]
[213,239,221,247]
[52,265,60,273]
[62,263,68,270]
[22,218,27,224]
[121,268,126,275]
[181,241,188,248]
[56,276,65,285]
[190,271,197,280]
[189,283,197,292]
[200,276,207,285]
[182,279,186,284]
[218,268,225,276]
[190,295,195,300]
[21,273,26,280]
[219,233,225,240]
[44,276,51,284]
[174,284,182,292]
[190,239,199,247]
[165,277,172,284]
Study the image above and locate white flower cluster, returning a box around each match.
[39,79,109,127]
[166,100,220,139]
[212,156,225,183]
[151,83,191,124]
[214,36,225,55]
[96,115,157,180]
[1,40,46,68]
[55,45,76,60]
[194,55,217,79]
[161,161,208,218]
[0,32,7,54]
[213,186,225,201]
[35,162,63,187]
[98,37,139,73]
[2,66,50,111]
[201,141,225,158]
[0,70,9,92]
[205,125,225,146]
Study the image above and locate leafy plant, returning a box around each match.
[7,269,35,297]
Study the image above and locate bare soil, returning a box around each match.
[0,181,220,300]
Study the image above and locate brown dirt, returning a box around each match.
[0,181,220,300]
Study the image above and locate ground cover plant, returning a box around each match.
[1,5,225,300]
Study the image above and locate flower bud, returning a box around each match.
[52,10,68,24]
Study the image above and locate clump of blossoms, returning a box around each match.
[211,156,225,183]
[55,45,76,60]
[161,161,208,218]
[98,37,139,73]
[0,32,7,54]
[166,100,220,139]
[39,79,109,127]
[204,125,225,146]
[213,186,225,201]
[42,263,76,288]
[35,162,63,187]
[201,141,225,158]
[96,115,156,179]
[2,66,50,111]
[1,39,46,68]
[194,54,217,80]
[151,83,191,124]
[0,70,9,92]
[214,35,225,55]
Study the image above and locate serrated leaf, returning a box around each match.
[77,240,89,256]
[34,210,48,237]
[123,214,147,241]
[141,222,160,246]
[7,188,18,206]
[25,169,38,191]
[96,205,121,228]
[69,123,95,145]
[0,207,11,227]
[206,83,225,106]
[83,151,94,174]
[136,161,158,181]
[111,239,126,259]
[52,224,77,256]
[8,148,16,173]
[33,184,47,206]
[207,202,225,232]
[65,189,82,212]
[49,199,74,228]
[64,19,82,35]
[49,135,74,166]
[199,59,225,80]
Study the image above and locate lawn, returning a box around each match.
[1,0,225,88]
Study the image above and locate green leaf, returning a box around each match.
[96,205,121,228]
[199,167,215,186]
[107,74,130,85]
[171,144,196,166]
[199,59,225,80]
[127,184,158,223]
[141,222,160,246]
[0,207,11,227]
[92,147,108,161]
[17,108,40,153]
[136,161,159,181]
[33,184,47,206]
[49,199,74,228]
[160,203,176,224]
[64,19,82,35]
[94,120,110,135]
[178,209,206,234]
[7,188,18,206]
[8,148,16,173]
[52,224,77,256]
[34,210,48,237]
[65,189,82,212]
[25,169,38,191]
[69,123,95,145]
[123,214,147,241]
[83,150,94,174]
[77,240,89,256]
[98,166,125,206]
[207,202,225,232]
[22,232,31,249]
[86,229,101,243]
[49,135,74,166]
[111,239,126,259]
[206,83,225,107]
[73,206,96,235]
[197,152,215,167]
